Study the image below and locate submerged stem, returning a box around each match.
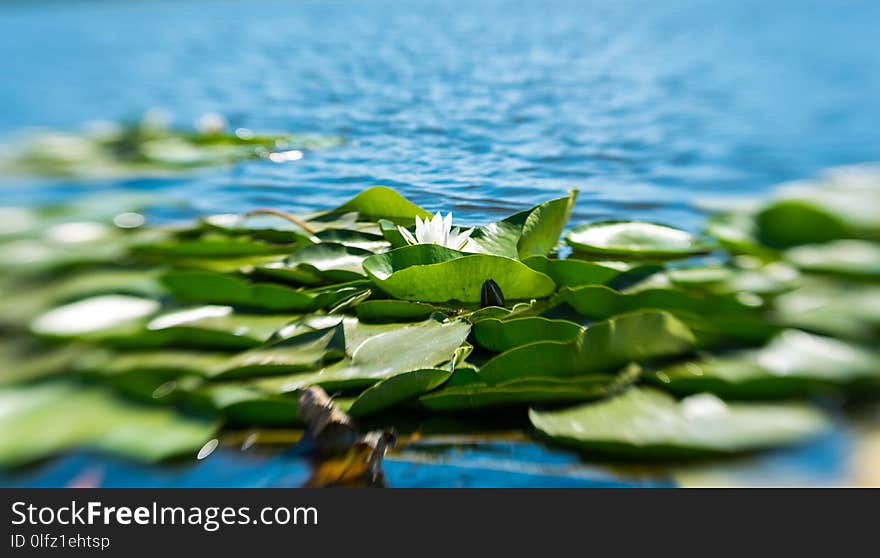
[244,208,318,234]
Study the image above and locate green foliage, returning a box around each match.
[2,168,878,467]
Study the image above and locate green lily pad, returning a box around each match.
[466,191,577,259]
[256,317,471,392]
[565,221,710,259]
[0,381,218,467]
[0,119,341,179]
[771,282,880,341]
[479,311,695,384]
[256,243,372,286]
[31,294,161,338]
[362,244,556,303]
[133,233,296,260]
[559,285,773,344]
[420,363,640,411]
[217,325,346,378]
[355,299,442,322]
[522,255,621,288]
[473,316,582,352]
[755,200,850,249]
[785,240,880,278]
[201,213,323,243]
[348,368,453,417]
[33,299,292,350]
[650,329,880,398]
[160,270,368,312]
[529,387,830,459]
[188,383,302,427]
[321,186,431,225]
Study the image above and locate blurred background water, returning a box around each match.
[1,0,879,487]
[2,0,879,228]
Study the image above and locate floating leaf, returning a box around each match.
[133,234,295,259]
[348,368,453,417]
[466,191,577,259]
[479,311,695,384]
[558,285,774,344]
[565,221,709,259]
[516,191,578,258]
[256,317,471,392]
[31,295,161,338]
[473,317,582,352]
[159,270,357,311]
[256,243,371,286]
[188,383,301,427]
[771,282,880,341]
[217,325,346,378]
[321,187,430,225]
[363,244,556,303]
[523,255,620,288]
[529,387,830,459]
[785,240,880,279]
[650,329,880,398]
[0,381,218,467]
[421,363,640,411]
[33,300,291,350]
[355,300,441,322]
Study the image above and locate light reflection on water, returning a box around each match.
[2,0,879,228]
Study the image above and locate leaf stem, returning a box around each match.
[244,208,318,234]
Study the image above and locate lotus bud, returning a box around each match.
[480,279,505,308]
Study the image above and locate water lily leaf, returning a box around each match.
[523,255,620,288]
[466,191,577,259]
[192,384,302,426]
[785,240,880,279]
[348,368,453,417]
[217,325,346,379]
[77,349,226,380]
[256,317,471,392]
[362,244,556,303]
[355,299,442,322]
[421,363,640,411]
[256,243,371,286]
[0,381,218,467]
[160,270,320,311]
[31,294,161,338]
[0,269,164,329]
[755,199,851,249]
[0,341,86,385]
[704,211,776,259]
[463,299,553,323]
[473,317,582,352]
[33,300,292,350]
[322,186,431,225]
[314,229,390,251]
[771,282,880,341]
[558,285,774,344]
[201,213,319,243]
[650,330,880,398]
[133,234,295,259]
[565,221,710,259]
[0,120,340,179]
[529,387,830,459]
[479,311,695,384]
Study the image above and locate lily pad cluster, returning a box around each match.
[1,164,878,468]
[0,115,343,179]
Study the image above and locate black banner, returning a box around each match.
[1,489,874,555]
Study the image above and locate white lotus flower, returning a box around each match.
[397,212,474,251]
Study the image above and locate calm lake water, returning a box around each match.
[1,0,878,486]
[2,0,879,226]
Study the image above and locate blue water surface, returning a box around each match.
[1,0,878,227]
